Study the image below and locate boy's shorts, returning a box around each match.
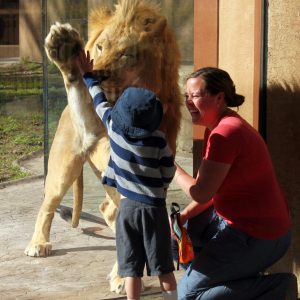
[116,198,175,277]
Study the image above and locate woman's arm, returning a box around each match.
[174,159,231,222]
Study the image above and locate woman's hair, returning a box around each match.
[187,67,245,107]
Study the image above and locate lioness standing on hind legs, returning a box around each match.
[24,0,181,295]
[76,49,178,300]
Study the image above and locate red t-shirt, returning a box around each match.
[203,112,290,239]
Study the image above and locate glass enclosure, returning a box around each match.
[44,0,194,162]
[0,0,194,213]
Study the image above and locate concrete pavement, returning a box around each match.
[0,152,191,299]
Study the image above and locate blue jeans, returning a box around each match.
[175,206,292,300]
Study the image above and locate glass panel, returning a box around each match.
[45,0,194,157]
[0,1,194,204]
[43,0,194,213]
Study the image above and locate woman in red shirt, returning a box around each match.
[174,67,295,300]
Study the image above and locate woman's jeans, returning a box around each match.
[174,206,293,300]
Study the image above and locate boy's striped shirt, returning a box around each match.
[83,73,175,206]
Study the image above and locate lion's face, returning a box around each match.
[85,0,168,102]
[91,29,140,86]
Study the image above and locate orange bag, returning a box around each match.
[170,202,194,269]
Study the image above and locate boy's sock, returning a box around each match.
[162,290,178,300]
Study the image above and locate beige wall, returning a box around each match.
[218,0,256,126]
[268,1,300,83]
[266,0,300,290]
[19,0,42,62]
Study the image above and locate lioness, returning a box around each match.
[25,0,181,294]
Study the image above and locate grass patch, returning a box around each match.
[0,60,64,182]
[0,60,64,99]
[0,113,43,182]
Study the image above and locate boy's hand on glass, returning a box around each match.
[76,50,94,75]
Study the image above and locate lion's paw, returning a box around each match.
[24,242,52,257]
[45,22,83,66]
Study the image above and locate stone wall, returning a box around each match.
[266,0,300,290]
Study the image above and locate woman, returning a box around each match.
[174,67,295,299]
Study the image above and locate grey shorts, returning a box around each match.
[116,198,175,277]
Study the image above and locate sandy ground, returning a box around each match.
[0,152,190,299]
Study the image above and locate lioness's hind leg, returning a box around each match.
[25,172,82,257]
[25,143,85,257]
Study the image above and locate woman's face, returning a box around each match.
[185,76,224,129]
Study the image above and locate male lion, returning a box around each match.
[25,0,181,294]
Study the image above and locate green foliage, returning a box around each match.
[1,116,19,133]
[0,113,43,182]
[0,60,65,182]
[0,58,64,98]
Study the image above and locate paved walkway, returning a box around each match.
[0,152,191,299]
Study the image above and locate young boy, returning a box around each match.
[76,50,177,300]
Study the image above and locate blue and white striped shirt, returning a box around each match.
[83,73,175,206]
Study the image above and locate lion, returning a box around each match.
[24,0,181,294]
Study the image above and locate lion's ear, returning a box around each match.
[140,16,167,40]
